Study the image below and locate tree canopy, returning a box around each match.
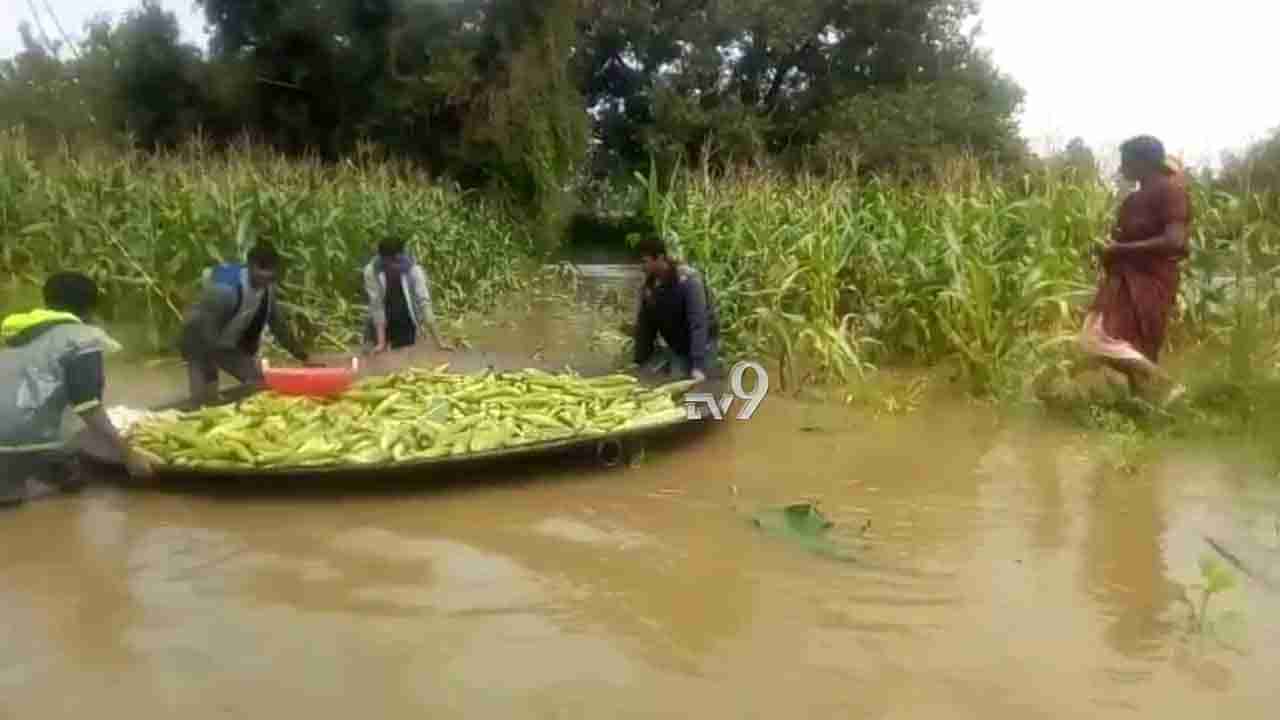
[1216,126,1280,193]
[2,0,1030,224]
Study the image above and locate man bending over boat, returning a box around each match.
[632,234,720,383]
[179,241,316,407]
[1,272,153,507]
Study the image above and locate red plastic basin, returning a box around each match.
[263,367,355,397]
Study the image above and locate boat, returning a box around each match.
[73,364,724,483]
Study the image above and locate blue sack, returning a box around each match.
[209,262,245,315]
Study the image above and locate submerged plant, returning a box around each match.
[1178,553,1248,653]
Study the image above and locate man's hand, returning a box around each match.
[81,406,154,479]
[1103,242,1131,262]
[124,449,154,479]
[1095,243,1119,269]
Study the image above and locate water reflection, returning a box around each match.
[1,490,139,679]
[1082,469,1179,660]
[1027,431,1068,552]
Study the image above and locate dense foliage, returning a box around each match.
[1217,126,1280,194]
[645,160,1280,397]
[4,130,1278,404]
[2,0,1028,233]
[0,130,533,352]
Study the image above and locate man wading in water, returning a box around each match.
[363,237,450,353]
[1078,134,1190,404]
[632,234,720,383]
[179,241,317,407]
[1,273,153,507]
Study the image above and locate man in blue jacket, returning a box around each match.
[632,234,720,382]
[178,242,315,406]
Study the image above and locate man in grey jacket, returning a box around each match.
[2,272,153,507]
[178,242,315,406]
[363,237,450,353]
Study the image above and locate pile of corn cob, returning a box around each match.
[127,366,695,472]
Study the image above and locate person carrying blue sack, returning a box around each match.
[178,241,317,407]
[363,237,450,354]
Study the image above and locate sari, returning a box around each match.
[1080,162,1191,365]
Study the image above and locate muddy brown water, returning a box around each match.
[4,296,1280,717]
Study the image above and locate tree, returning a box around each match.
[1045,136,1099,180]
[0,23,97,144]
[1217,127,1280,193]
[573,0,1027,175]
[2,6,209,151]
[1,0,1027,194]
[90,2,208,148]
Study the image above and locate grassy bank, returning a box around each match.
[639,162,1280,470]
[649,163,1280,400]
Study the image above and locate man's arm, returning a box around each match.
[412,266,448,349]
[267,298,310,363]
[1109,222,1188,257]
[1108,183,1190,259]
[633,285,657,366]
[682,274,710,375]
[364,264,388,350]
[62,350,151,476]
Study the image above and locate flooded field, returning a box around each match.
[4,285,1280,718]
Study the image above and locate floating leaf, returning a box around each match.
[750,502,853,561]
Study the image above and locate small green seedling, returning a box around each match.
[1191,555,1236,634]
[1179,553,1248,653]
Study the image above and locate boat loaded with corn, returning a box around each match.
[121,365,698,473]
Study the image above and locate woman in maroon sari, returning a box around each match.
[1079,135,1190,402]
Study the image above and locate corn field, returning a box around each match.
[649,164,1280,397]
[3,130,1280,400]
[0,130,535,352]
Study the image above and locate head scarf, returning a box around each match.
[1162,154,1187,187]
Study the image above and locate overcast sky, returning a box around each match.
[3,0,1278,167]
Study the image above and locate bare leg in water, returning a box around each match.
[1103,355,1183,405]
[1074,312,1184,405]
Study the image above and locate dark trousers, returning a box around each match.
[363,318,418,351]
[640,338,722,379]
[1,450,84,507]
[184,348,263,406]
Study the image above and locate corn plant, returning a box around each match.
[646,160,1280,398]
[0,128,533,352]
[5,128,1279,403]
